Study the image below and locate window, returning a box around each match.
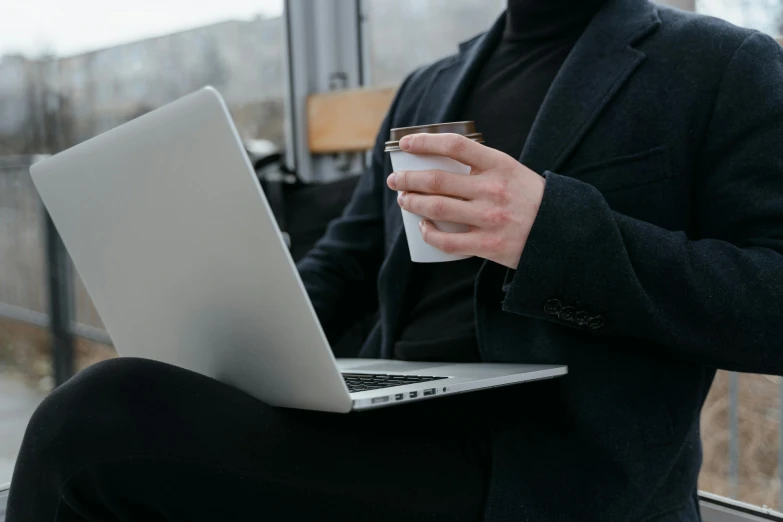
[698,0,782,36]
[363,0,505,86]
[0,155,50,485]
[0,0,285,485]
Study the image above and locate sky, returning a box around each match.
[697,0,779,34]
[0,1,777,59]
[0,0,284,57]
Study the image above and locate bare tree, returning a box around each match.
[18,56,75,155]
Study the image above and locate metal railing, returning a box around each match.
[0,482,8,521]
[0,155,114,386]
[701,491,783,522]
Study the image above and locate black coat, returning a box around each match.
[298,0,783,519]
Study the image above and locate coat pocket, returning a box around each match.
[568,146,672,194]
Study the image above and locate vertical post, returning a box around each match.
[355,0,368,87]
[283,0,365,182]
[44,210,74,386]
[728,372,739,498]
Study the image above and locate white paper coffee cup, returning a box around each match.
[385,121,484,263]
[389,151,472,263]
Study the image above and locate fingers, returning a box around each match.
[419,220,506,260]
[418,219,478,256]
[387,169,475,199]
[398,192,484,226]
[399,133,502,171]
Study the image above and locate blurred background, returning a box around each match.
[0,0,782,514]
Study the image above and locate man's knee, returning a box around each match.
[9,358,180,519]
[22,358,175,455]
[43,357,166,413]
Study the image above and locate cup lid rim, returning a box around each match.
[389,121,475,134]
[384,132,484,152]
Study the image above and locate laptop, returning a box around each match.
[30,87,567,412]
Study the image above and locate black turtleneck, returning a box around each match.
[394,0,606,363]
[504,0,608,41]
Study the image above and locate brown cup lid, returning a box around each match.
[384,121,484,152]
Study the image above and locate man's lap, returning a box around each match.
[8,357,490,521]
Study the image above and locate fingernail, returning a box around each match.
[397,192,405,205]
[387,172,397,189]
[418,220,424,230]
[400,135,412,151]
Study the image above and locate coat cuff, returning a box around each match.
[501,171,608,332]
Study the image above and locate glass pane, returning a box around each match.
[0,0,285,485]
[0,325,46,485]
[364,0,506,86]
[697,0,782,36]
[0,158,49,485]
[700,371,782,509]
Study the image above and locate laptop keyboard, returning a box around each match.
[342,373,447,393]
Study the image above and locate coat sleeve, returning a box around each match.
[296,74,415,343]
[501,32,783,374]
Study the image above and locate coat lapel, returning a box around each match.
[519,0,661,173]
[426,15,507,124]
[476,0,661,358]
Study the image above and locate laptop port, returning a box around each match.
[395,394,404,401]
[423,389,436,396]
[409,391,418,398]
[371,396,389,404]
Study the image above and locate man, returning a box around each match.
[8,0,783,520]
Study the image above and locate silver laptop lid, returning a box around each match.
[30,87,352,412]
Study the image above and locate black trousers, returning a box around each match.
[7,358,492,521]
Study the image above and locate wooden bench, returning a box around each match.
[307,87,397,154]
